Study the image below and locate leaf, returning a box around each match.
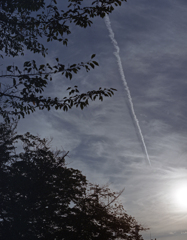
[72,68,77,73]
[90,63,95,69]
[69,73,72,80]
[111,88,117,91]
[39,64,45,70]
[91,54,96,59]
[93,61,99,66]
[63,105,68,111]
[80,102,84,110]
[7,65,12,72]
[13,78,16,86]
[70,64,76,68]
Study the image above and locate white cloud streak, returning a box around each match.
[104,14,151,166]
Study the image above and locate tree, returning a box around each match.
[0,0,127,121]
[0,120,147,240]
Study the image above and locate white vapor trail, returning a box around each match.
[104,14,151,166]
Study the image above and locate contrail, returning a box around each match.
[104,14,151,166]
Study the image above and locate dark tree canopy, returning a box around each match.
[0,0,127,121]
[0,120,147,240]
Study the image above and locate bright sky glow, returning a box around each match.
[172,182,187,211]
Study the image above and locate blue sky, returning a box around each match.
[14,0,187,239]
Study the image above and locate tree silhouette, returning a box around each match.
[0,0,127,121]
[0,120,147,240]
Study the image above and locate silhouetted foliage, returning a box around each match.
[0,0,127,121]
[0,120,147,240]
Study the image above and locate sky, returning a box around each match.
[13,0,187,239]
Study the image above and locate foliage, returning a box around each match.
[0,0,127,121]
[0,120,146,240]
